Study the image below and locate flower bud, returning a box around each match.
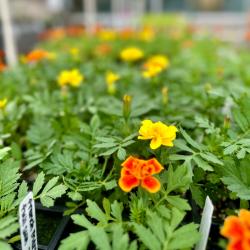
[123,94,132,120]
[162,87,168,105]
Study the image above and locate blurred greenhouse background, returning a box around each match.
[1,0,250,53]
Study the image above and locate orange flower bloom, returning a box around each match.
[119,156,164,193]
[221,209,250,250]
[66,25,85,37]
[25,49,50,63]
[94,43,112,56]
[0,62,6,72]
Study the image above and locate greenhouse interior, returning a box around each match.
[1,0,250,249]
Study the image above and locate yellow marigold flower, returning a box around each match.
[69,47,80,57]
[138,27,155,42]
[105,71,120,94]
[142,65,163,79]
[98,29,117,41]
[144,55,170,70]
[138,120,178,150]
[120,47,144,62]
[106,71,120,85]
[57,69,83,88]
[0,98,7,109]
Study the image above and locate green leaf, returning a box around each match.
[104,180,117,190]
[0,216,19,239]
[180,128,205,151]
[32,172,45,197]
[200,152,223,166]
[86,200,107,225]
[232,108,249,132]
[133,223,161,250]
[100,147,119,156]
[90,115,100,132]
[193,156,213,171]
[117,148,126,160]
[219,157,250,199]
[111,201,123,222]
[94,142,118,149]
[0,147,11,161]
[166,196,191,211]
[59,231,90,250]
[71,214,92,229]
[223,144,238,155]
[168,223,200,249]
[0,241,12,250]
[88,227,111,250]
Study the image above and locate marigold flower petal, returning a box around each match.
[118,175,140,192]
[239,209,250,228]
[141,176,161,193]
[150,137,162,150]
[146,158,164,174]
[227,238,244,250]
[121,156,137,169]
[221,216,244,239]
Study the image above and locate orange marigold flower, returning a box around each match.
[119,156,164,193]
[94,43,112,56]
[0,62,7,72]
[221,209,250,250]
[25,49,51,63]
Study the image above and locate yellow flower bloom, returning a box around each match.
[0,98,7,109]
[98,29,117,41]
[106,71,120,85]
[142,65,163,79]
[105,71,120,94]
[57,69,83,88]
[138,120,178,150]
[138,27,155,42]
[69,48,79,57]
[120,47,144,62]
[144,55,170,70]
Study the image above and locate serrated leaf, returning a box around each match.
[168,223,200,249]
[32,172,45,196]
[111,201,123,222]
[133,223,161,250]
[180,128,205,151]
[193,156,213,171]
[89,227,111,250]
[59,231,89,250]
[200,152,223,166]
[166,196,191,211]
[232,108,249,132]
[72,214,92,229]
[86,200,107,225]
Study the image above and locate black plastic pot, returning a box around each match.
[14,202,70,250]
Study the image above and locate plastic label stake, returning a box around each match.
[195,196,214,250]
[19,192,38,250]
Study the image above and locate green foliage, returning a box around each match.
[33,172,67,207]
[59,199,199,250]
[218,157,250,200]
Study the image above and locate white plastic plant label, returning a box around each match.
[195,196,214,250]
[19,192,38,250]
